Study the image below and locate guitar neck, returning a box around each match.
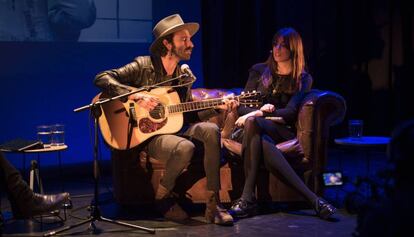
[167,97,237,114]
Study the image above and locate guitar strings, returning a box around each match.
[137,92,259,114]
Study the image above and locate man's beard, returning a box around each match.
[172,44,192,61]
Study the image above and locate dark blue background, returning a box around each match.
[0,1,203,168]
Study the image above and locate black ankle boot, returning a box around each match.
[230,198,258,218]
[13,192,70,218]
[314,198,336,220]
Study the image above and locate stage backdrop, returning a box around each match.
[0,0,203,169]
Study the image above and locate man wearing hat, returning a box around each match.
[94,14,234,226]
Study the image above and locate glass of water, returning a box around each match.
[51,124,65,146]
[37,125,52,148]
[348,119,363,138]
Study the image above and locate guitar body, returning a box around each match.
[93,87,183,150]
[93,87,259,150]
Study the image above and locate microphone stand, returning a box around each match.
[43,74,188,236]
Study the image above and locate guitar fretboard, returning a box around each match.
[167,97,236,113]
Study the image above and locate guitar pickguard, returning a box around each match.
[138,117,168,133]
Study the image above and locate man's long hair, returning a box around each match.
[151,34,174,57]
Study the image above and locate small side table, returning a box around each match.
[334,136,390,176]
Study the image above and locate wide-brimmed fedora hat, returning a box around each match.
[149,14,199,54]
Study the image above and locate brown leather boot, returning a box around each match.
[155,184,188,222]
[205,191,233,226]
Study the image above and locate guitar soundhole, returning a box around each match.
[149,104,165,119]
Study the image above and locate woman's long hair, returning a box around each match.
[262,27,305,92]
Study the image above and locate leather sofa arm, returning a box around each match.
[296,89,346,178]
[297,90,346,158]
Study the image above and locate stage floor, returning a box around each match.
[2,147,389,236]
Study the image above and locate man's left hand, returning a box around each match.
[216,98,239,112]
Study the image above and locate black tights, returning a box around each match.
[241,117,318,205]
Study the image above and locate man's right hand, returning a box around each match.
[128,93,159,111]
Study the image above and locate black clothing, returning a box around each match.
[0,152,33,213]
[241,117,316,203]
[236,63,316,204]
[238,63,312,125]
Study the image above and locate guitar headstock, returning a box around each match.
[238,90,262,108]
[239,99,262,108]
[239,90,261,98]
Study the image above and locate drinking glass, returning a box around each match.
[37,125,52,148]
[51,124,65,146]
[348,119,363,138]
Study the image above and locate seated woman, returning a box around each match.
[229,27,336,220]
[0,152,69,223]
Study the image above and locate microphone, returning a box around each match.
[180,64,197,80]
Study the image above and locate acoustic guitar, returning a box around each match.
[92,87,260,150]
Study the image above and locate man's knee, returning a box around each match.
[194,122,220,140]
[173,140,195,163]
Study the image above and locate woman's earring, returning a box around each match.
[269,49,273,54]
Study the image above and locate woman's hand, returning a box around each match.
[128,93,159,111]
[235,110,263,127]
[235,114,250,127]
[260,103,275,113]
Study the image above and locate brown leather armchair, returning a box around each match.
[222,89,347,201]
[111,88,346,205]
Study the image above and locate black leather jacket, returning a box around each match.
[94,55,217,123]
